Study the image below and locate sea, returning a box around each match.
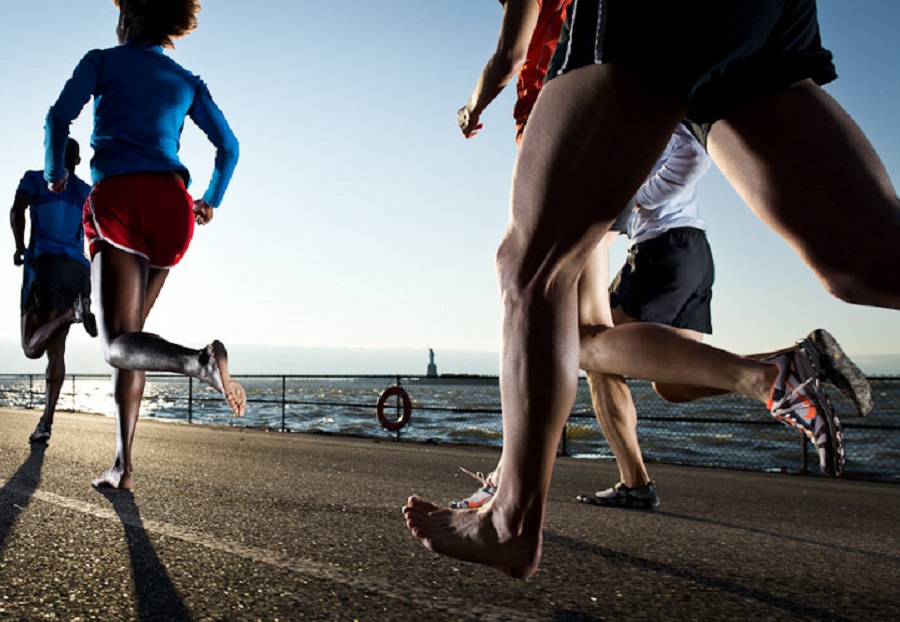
[1,373,898,482]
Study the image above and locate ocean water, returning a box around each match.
[2,374,898,481]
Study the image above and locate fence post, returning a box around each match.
[281,375,286,432]
[29,374,34,409]
[800,436,808,474]
[188,376,193,424]
[71,374,76,412]
[395,375,403,441]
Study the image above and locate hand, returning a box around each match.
[13,249,24,266]
[193,199,214,225]
[47,171,68,193]
[458,106,483,138]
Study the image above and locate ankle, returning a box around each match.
[491,490,544,543]
[751,359,782,405]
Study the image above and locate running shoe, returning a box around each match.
[29,421,52,443]
[449,467,497,509]
[73,295,98,338]
[766,341,845,476]
[576,481,660,509]
[806,329,873,417]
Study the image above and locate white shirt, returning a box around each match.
[626,124,711,245]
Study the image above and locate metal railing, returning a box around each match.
[2,373,898,482]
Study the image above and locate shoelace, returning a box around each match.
[769,375,816,422]
[459,466,492,487]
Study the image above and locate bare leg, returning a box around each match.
[39,326,70,428]
[403,65,689,578]
[578,322,776,402]
[92,247,246,490]
[586,371,647,487]
[653,381,730,403]
[92,367,145,490]
[457,233,761,495]
[93,247,246,410]
[595,310,704,488]
[708,79,900,308]
[653,348,795,403]
[92,260,167,490]
[577,235,650,488]
[21,309,75,360]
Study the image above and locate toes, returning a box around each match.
[407,496,440,513]
[227,382,247,417]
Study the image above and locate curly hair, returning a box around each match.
[114,0,201,49]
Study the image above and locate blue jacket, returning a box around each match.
[45,41,238,207]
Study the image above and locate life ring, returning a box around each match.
[376,385,412,432]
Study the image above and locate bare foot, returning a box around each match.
[198,340,247,417]
[92,468,133,491]
[402,496,541,579]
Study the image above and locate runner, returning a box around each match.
[404,0,891,578]
[10,139,96,443]
[44,0,246,490]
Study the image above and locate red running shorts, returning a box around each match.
[84,173,195,268]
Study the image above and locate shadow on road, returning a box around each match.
[98,488,194,622]
[0,442,47,551]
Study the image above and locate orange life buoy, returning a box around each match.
[376,385,412,432]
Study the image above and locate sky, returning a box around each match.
[0,0,897,376]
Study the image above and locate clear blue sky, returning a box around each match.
[1,1,897,375]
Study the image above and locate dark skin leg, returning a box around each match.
[91,245,245,490]
[21,310,73,428]
[106,265,168,486]
[21,309,75,359]
[40,326,69,427]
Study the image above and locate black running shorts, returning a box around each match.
[546,0,837,125]
[610,228,714,333]
[21,253,91,315]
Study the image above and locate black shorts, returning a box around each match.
[547,0,837,125]
[609,228,714,333]
[21,253,91,315]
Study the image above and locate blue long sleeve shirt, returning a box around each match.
[44,41,238,207]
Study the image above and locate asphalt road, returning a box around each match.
[1,408,898,621]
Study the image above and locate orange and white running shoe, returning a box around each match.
[766,337,845,477]
[449,467,497,509]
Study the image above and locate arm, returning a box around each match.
[634,127,712,209]
[458,0,540,138]
[44,51,100,187]
[189,81,239,209]
[10,190,31,266]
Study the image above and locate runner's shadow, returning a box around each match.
[0,443,47,550]
[97,489,193,622]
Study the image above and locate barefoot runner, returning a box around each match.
[44,0,245,490]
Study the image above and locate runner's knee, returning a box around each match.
[22,344,43,360]
[495,234,581,306]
